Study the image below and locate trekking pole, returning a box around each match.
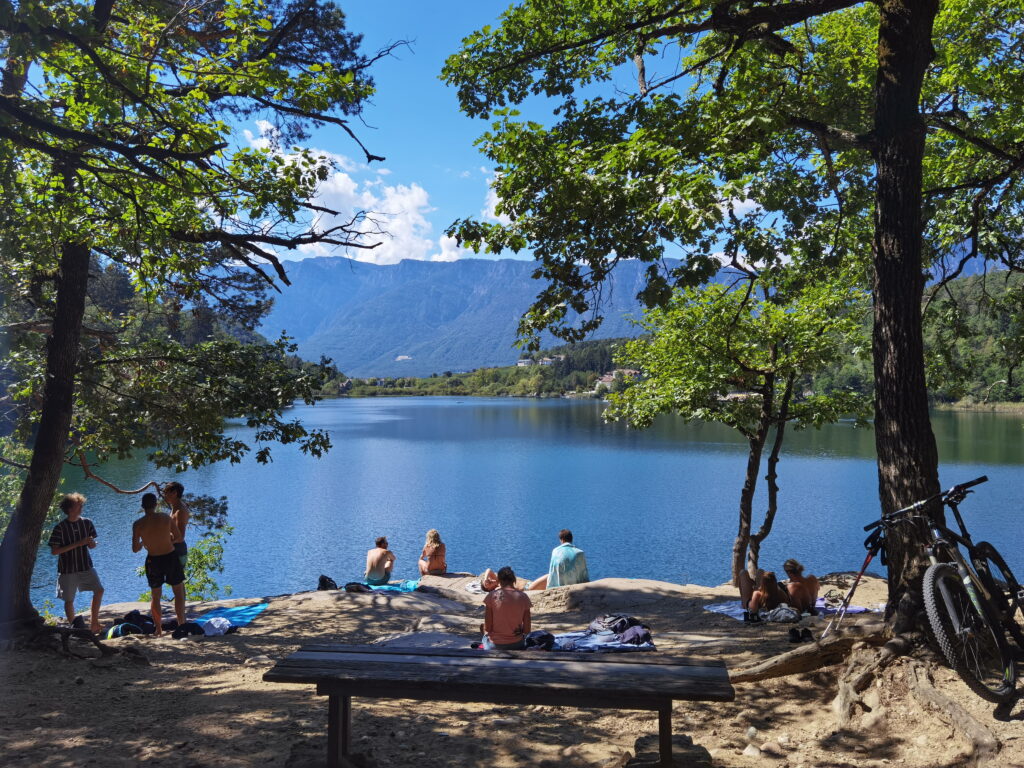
[821,526,884,639]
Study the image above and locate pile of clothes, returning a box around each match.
[525,613,655,652]
[101,609,238,640]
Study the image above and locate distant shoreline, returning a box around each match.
[933,401,1024,414]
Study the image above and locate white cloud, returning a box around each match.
[435,234,471,262]
[481,177,512,225]
[241,123,470,264]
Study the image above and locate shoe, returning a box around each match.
[788,628,802,643]
[807,606,819,616]
[746,612,762,624]
[801,628,814,642]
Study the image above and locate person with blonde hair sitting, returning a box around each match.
[418,529,447,576]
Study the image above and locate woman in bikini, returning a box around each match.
[418,529,448,576]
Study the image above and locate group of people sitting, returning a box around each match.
[362,527,590,650]
[737,558,820,622]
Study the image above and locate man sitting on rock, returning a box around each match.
[365,536,396,586]
[528,528,589,591]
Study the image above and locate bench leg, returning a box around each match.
[327,694,352,767]
[658,702,672,767]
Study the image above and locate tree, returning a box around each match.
[606,270,869,583]
[0,0,389,638]
[443,0,1024,626]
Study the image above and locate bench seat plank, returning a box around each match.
[297,643,724,667]
[266,652,733,702]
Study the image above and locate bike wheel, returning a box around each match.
[973,541,1024,649]
[922,562,1017,703]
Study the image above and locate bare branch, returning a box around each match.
[72,450,161,495]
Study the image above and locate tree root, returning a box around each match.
[30,625,115,658]
[730,627,887,683]
[832,634,915,727]
[907,660,999,767]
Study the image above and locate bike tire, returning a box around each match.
[922,562,1017,703]
[972,541,1024,649]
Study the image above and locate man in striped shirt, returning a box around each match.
[48,493,105,633]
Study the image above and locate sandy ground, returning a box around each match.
[2,574,1023,768]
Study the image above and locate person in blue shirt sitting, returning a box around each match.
[527,529,590,591]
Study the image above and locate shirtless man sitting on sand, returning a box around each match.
[132,492,186,636]
[365,536,396,586]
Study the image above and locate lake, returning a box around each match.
[30,397,1024,608]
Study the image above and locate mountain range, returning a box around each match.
[260,257,664,377]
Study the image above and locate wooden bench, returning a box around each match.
[264,644,734,767]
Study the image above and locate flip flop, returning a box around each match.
[788,628,802,643]
[801,628,814,642]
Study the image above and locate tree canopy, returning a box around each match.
[607,269,869,580]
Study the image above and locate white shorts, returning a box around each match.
[56,568,103,602]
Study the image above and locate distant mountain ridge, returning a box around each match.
[260,257,668,376]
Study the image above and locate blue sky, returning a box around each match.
[267,1,519,264]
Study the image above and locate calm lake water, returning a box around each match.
[31,398,1024,608]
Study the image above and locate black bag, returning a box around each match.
[344,582,372,593]
[317,574,338,591]
[588,614,641,635]
[524,630,556,650]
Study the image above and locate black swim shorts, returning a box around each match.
[145,551,185,589]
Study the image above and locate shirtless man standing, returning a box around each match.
[162,481,190,569]
[365,536,396,586]
[132,492,186,635]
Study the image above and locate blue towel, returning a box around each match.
[368,579,420,593]
[195,602,269,626]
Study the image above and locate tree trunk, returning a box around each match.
[0,240,90,640]
[871,0,942,631]
[731,433,765,585]
[747,375,794,575]
[732,377,774,585]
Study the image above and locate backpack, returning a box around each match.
[524,630,556,650]
[344,582,373,593]
[317,574,339,591]
[588,614,642,635]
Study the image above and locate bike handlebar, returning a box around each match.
[862,475,989,531]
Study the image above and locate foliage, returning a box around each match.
[0,438,60,539]
[0,0,386,470]
[443,1,1024,344]
[607,275,871,433]
[924,271,1024,404]
[338,338,630,398]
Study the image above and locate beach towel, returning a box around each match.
[368,579,419,593]
[464,580,486,595]
[195,602,269,627]
[704,598,877,621]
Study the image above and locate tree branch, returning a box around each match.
[72,450,160,495]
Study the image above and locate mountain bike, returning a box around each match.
[857,476,1022,703]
